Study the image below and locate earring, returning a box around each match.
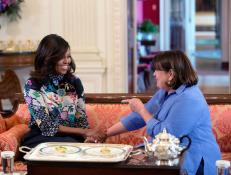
[167,80,171,86]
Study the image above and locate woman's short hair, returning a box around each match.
[153,50,198,89]
[31,34,76,81]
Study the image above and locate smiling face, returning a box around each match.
[55,49,71,75]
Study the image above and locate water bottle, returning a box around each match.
[216,160,230,175]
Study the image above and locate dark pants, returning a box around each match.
[196,158,204,175]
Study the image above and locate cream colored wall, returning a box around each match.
[0,0,128,93]
[0,0,51,41]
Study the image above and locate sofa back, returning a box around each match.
[8,103,147,146]
[9,93,231,150]
[209,104,231,152]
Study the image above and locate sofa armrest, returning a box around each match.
[209,104,231,152]
[4,104,30,130]
[0,115,6,134]
[0,124,30,161]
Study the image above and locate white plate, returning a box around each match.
[84,146,125,157]
[39,145,81,156]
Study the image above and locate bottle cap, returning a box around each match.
[1,151,15,158]
[216,160,231,168]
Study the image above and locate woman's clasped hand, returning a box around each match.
[84,128,107,143]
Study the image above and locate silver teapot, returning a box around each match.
[143,128,191,166]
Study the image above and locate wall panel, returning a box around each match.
[0,0,127,93]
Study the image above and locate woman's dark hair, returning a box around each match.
[153,50,198,89]
[30,34,76,81]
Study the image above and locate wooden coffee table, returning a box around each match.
[26,153,180,175]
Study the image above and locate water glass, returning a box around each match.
[216,160,230,175]
[1,151,15,175]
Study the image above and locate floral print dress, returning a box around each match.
[24,74,89,137]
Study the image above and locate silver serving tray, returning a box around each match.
[21,142,133,163]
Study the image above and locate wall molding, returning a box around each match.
[105,0,128,93]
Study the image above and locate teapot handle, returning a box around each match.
[179,135,191,155]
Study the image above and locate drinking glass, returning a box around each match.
[216,160,230,175]
[1,151,15,175]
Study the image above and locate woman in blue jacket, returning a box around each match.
[107,50,221,175]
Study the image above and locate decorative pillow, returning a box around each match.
[209,105,231,152]
[5,104,31,130]
[86,103,148,146]
[0,124,30,160]
[0,115,6,134]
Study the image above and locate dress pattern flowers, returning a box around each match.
[24,74,89,136]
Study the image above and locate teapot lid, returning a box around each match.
[155,128,172,141]
[158,128,169,140]
[154,128,180,144]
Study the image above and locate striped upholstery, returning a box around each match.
[0,103,231,172]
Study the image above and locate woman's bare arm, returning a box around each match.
[107,122,128,137]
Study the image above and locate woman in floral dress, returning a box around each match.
[21,34,103,148]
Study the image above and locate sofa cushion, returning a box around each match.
[86,104,131,129]
[209,105,231,152]
[0,115,6,134]
[0,124,30,160]
[5,104,30,130]
[86,103,148,145]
